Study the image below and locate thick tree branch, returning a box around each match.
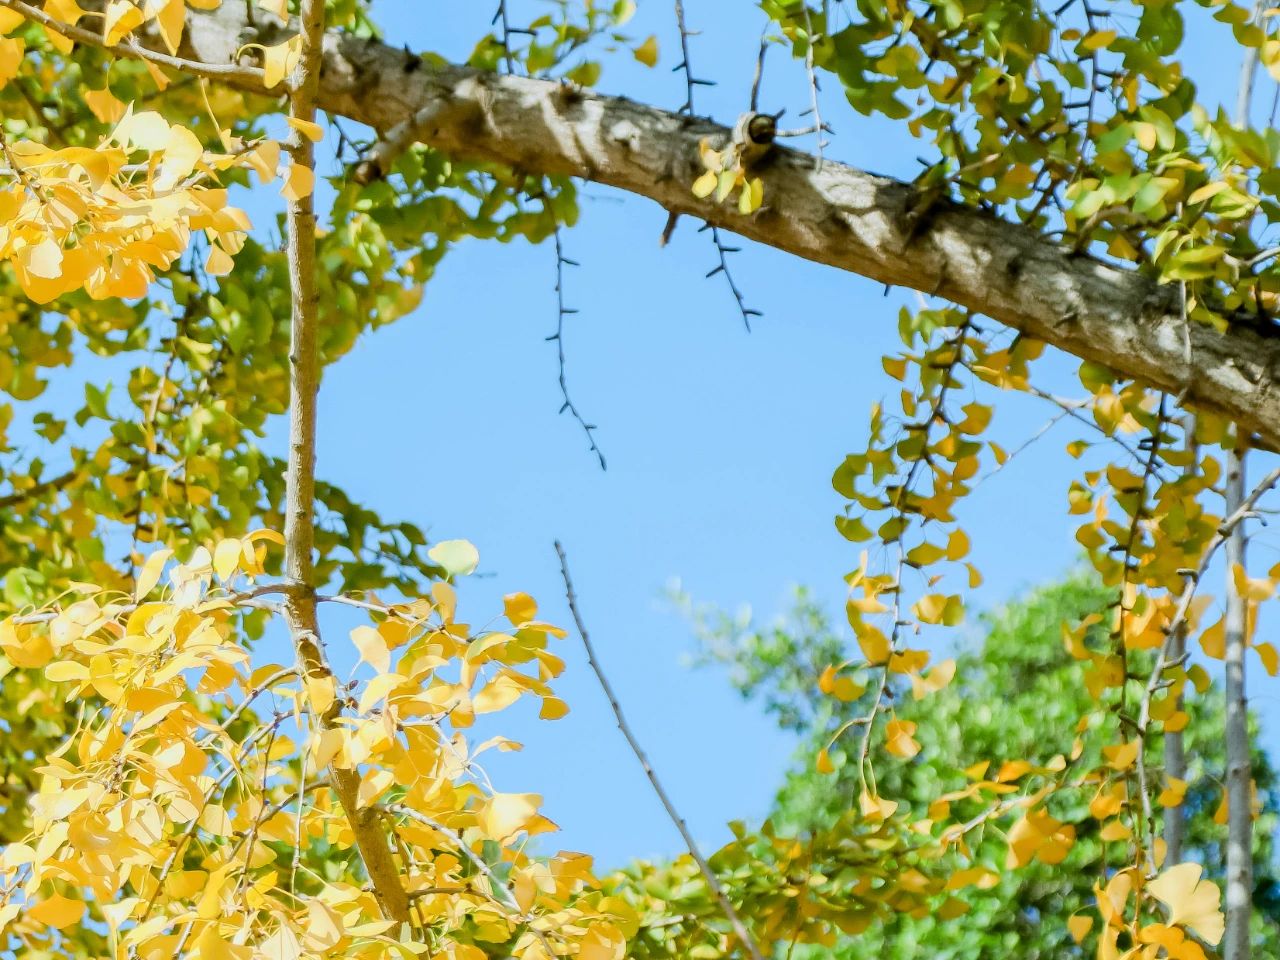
[15,2,1280,447]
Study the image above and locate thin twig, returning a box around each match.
[555,541,765,960]
[701,224,763,331]
[381,804,521,913]
[547,226,606,469]
[749,33,768,112]
[491,0,516,75]
[668,0,760,326]
[672,0,714,114]
[800,5,827,167]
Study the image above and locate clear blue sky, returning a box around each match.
[32,2,1280,872]
[266,1,1278,870]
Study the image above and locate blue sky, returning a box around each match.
[273,1,1280,870]
[28,1,1280,873]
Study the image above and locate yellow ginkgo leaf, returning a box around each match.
[504,591,537,625]
[156,125,203,190]
[1254,640,1279,676]
[816,747,835,774]
[45,660,90,683]
[479,792,540,841]
[350,625,390,674]
[1147,862,1224,946]
[103,0,144,46]
[20,238,64,280]
[1199,617,1225,659]
[205,244,234,276]
[26,893,85,929]
[1102,739,1140,770]
[287,117,325,143]
[212,538,242,581]
[143,0,185,54]
[262,35,303,88]
[856,624,890,664]
[691,169,718,199]
[0,36,23,88]
[885,718,921,758]
[911,658,956,700]
[84,86,127,123]
[578,924,625,960]
[1155,778,1186,811]
[134,548,173,600]
[281,162,315,202]
[1067,914,1092,944]
[632,34,659,67]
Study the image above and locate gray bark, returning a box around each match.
[1224,448,1252,960]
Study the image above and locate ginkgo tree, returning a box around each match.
[1,0,1280,959]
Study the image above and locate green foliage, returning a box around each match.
[688,573,1280,957]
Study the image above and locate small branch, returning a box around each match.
[381,804,521,913]
[672,0,715,114]
[548,227,607,470]
[491,0,516,75]
[665,0,759,326]
[555,541,764,960]
[749,33,768,113]
[800,5,827,167]
[701,224,763,331]
[0,0,264,83]
[1023,382,1171,478]
[0,468,79,509]
[351,101,445,186]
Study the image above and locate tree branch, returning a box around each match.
[0,468,79,509]
[555,541,764,960]
[12,1,1280,448]
[276,0,412,926]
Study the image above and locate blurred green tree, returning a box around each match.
[678,574,1280,958]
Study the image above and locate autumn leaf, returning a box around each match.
[1147,862,1224,945]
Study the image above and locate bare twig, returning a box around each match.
[749,33,768,113]
[555,541,764,960]
[800,5,827,166]
[548,227,607,469]
[672,0,715,114]
[665,0,761,325]
[701,223,763,331]
[492,0,516,75]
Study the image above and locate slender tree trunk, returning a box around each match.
[1223,17,1263,953]
[279,0,411,925]
[1163,417,1194,864]
[1224,444,1252,960]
